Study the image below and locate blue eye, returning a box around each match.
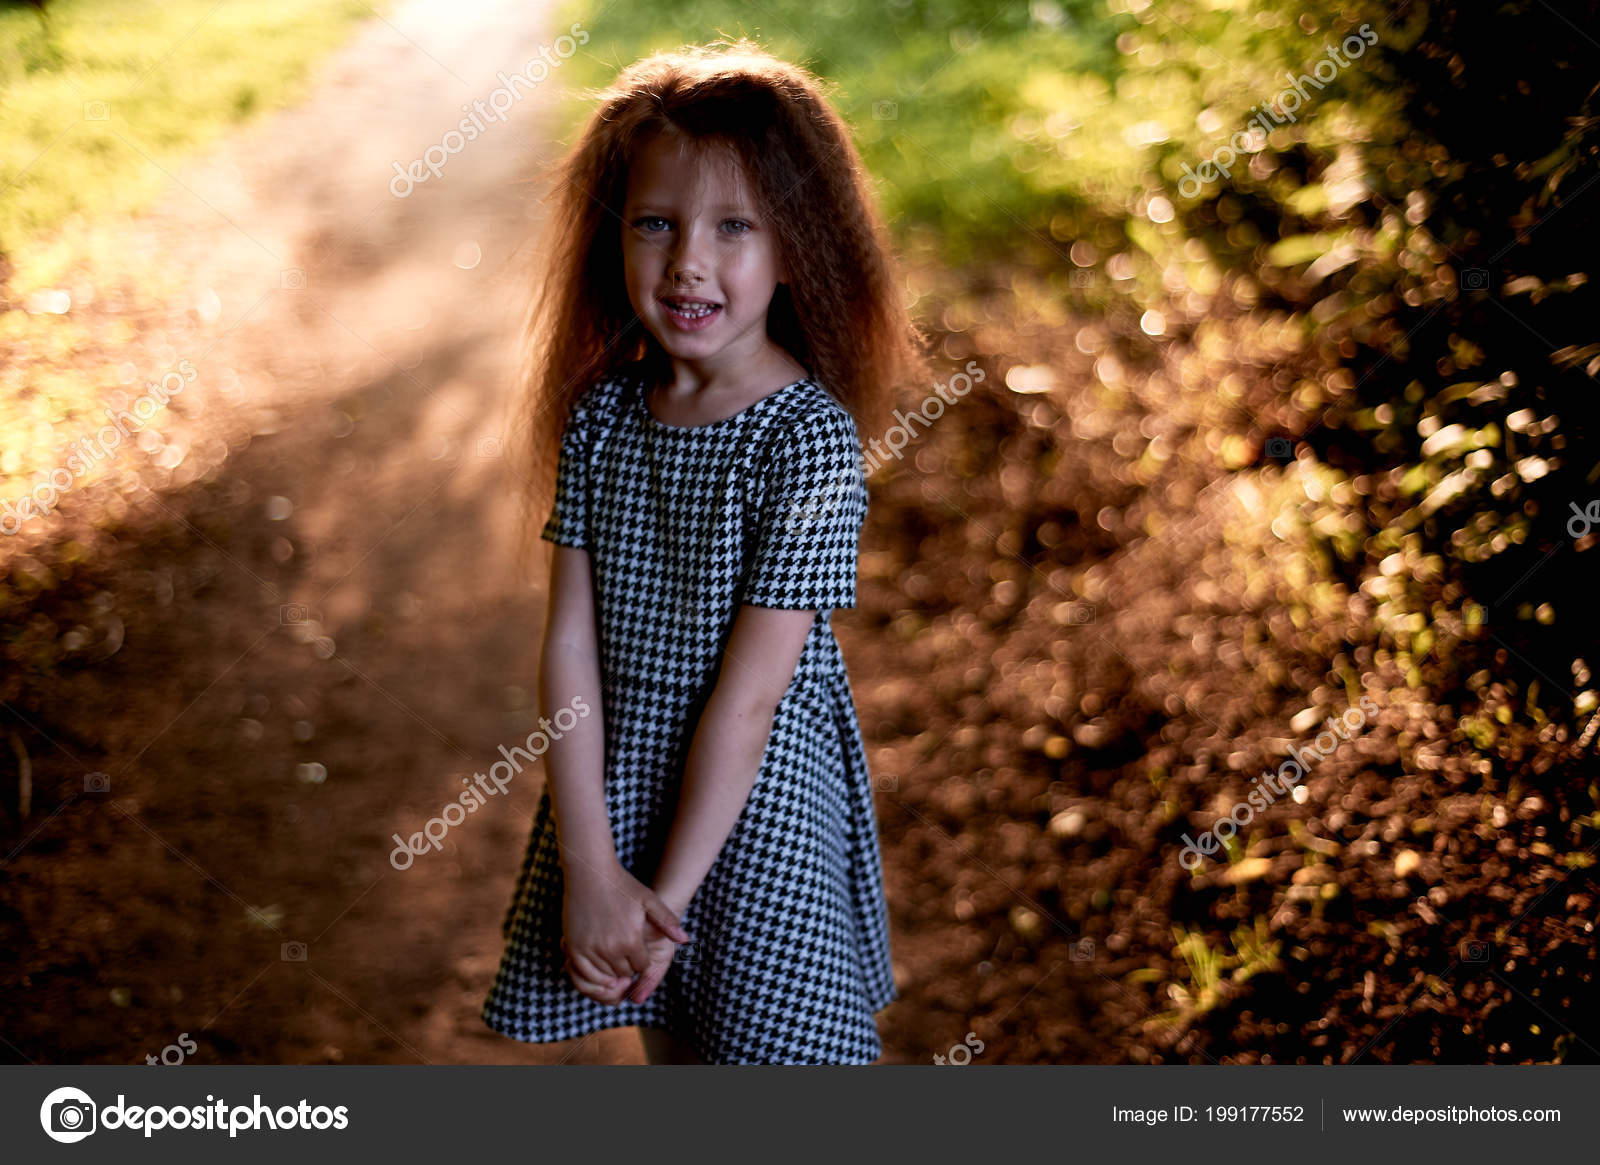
[634,216,670,232]
[722,219,751,234]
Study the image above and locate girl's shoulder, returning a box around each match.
[562,369,641,445]
[777,377,857,435]
[754,379,868,505]
[573,369,637,416]
[772,377,863,452]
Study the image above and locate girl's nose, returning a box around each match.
[667,223,712,277]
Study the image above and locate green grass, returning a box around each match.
[1155,918,1282,1026]
[0,0,387,264]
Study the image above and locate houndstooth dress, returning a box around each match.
[480,368,898,1065]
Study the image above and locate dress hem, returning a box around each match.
[480,983,899,1066]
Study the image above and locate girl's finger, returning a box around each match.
[628,963,668,1004]
[641,896,690,943]
[589,951,626,981]
[564,936,625,982]
[569,948,629,991]
[574,975,625,1003]
[567,962,631,1004]
[597,937,651,980]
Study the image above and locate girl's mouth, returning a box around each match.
[659,297,723,331]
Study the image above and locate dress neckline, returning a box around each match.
[638,375,812,432]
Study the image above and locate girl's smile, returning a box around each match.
[658,295,723,331]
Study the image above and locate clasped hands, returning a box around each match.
[560,860,691,1006]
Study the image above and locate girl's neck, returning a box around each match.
[644,345,810,427]
[655,344,808,399]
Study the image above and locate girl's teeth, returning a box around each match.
[671,302,717,318]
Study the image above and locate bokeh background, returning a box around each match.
[2,0,1598,1065]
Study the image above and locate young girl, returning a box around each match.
[480,39,925,1066]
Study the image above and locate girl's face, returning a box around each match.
[620,133,787,377]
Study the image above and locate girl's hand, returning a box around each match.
[624,922,682,1004]
[560,936,634,1003]
[561,861,689,1005]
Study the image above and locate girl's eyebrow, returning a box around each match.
[624,202,759,216]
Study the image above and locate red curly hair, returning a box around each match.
[508,38,927,572]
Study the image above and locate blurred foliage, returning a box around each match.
[1134,0,1600,761]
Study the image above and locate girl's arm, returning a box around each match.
[544,543,690,1000]
[539,543,619,881]
[651,603,818,916]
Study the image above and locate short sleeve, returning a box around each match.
[741,406,867,610]
[539,391,592,549]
